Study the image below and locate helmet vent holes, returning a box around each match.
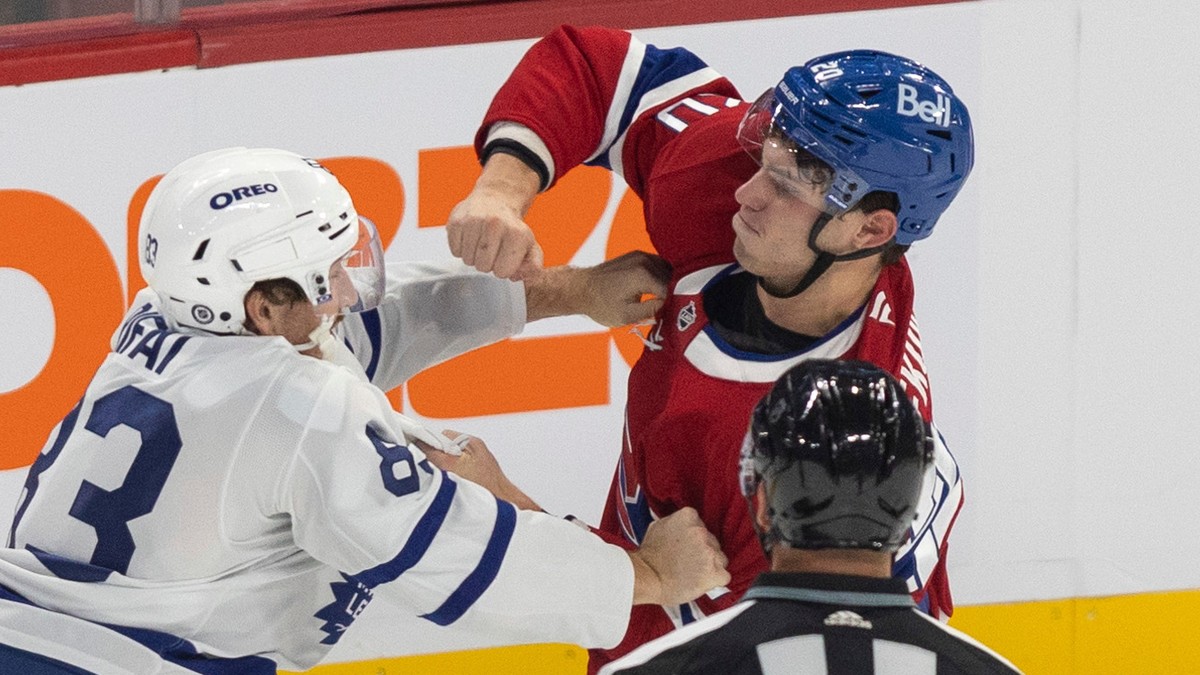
[327,224,351,241]
[339,212,349,221]
[855,86,884,101]
[838,125,868,139]
[832,134,855,148]
[807,109,837,132]
[197,277,210,286]
[192,239,210,261]
[318,223,332,232]
[926,129,952,141]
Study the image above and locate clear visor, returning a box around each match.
[316,217,385,317]
[736,89,872,216]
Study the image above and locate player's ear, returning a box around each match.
[855,208,898,251]
[243,290,272,336]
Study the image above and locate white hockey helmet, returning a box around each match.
[138,147,385,334]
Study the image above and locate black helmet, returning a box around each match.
[739,359,932,552]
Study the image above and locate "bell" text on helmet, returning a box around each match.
[896,83,951,127]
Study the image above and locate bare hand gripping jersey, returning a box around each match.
[479,26,964,669]
[0,261,632,673]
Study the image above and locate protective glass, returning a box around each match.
[317,217,385,317]
[736,89,872,216]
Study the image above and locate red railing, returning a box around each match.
[0,0,969,85]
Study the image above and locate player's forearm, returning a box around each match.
[524,251,670,326]
[523,264,588,322]
[494,479,543,512]
[627,549,664,606]
[473,152,541,218]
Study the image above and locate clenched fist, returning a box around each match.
[629,507,730,606]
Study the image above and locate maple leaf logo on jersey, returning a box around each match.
[315,573,374,644]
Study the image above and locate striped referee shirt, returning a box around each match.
[599,573,1021,675]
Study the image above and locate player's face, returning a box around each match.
[732,142,859,289]
[317,260,361,319]
[248,261,358,358]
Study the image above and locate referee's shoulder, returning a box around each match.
[897,608,1024,674]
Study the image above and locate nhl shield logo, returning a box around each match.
[677,301,697,332]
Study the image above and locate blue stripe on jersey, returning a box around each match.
[915,592,931,614]
[106,624,275,675]
[891,542,918,587]
[679,602,697,624]
[357,308,383,381]
[315,474,459,645]
[0,586,274,674]
[583,43,710,171]
[701,303,868,363]
[0,643,93,674]
[25,546,110,583]
[355,472,458,587]
[421,498,516,626]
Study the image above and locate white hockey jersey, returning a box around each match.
[0,261,632,672]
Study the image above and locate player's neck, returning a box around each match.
[770,547,893,578]
[757,260,881,336]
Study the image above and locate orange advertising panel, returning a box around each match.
[3,150,648,470]
[0,191,126,470]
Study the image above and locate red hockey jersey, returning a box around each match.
[478,25,963,671]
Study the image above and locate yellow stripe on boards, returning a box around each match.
[949,588,1200,674]
[287,589,1200,675]
[948,597,1074,673]
[283,643,588,675]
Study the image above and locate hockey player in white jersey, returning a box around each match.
[0,147,729,673]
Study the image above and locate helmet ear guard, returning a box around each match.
[138,147,385,335]
[739,359,933,553]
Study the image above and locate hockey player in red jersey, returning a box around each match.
[447,25,973,671]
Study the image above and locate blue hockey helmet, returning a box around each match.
[739,359,933,552]
[737,49,973,245]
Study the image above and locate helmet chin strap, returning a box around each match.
[757,212,888,299]
[293,314,335,352]
[294,315,370,381]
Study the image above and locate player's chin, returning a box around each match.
[732,239,759,271]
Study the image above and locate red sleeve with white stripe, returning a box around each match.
[475,24,740,194]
